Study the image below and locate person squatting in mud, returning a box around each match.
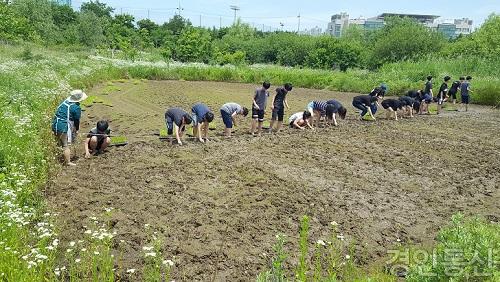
[191,102,215,143]
[250,81,271,136]
[52,90,87,166]
[288,111,313,130]
[165,107,193,145]
[435,76,450,115]
[269,83,292,133]
[84,120,111,158]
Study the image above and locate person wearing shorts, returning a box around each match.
[84,120,111,158]
[399,96,416,118]
[436,76,450,114]
[51,89,87,166]
[192,103,214,143]
[269,83,292,133]
[460,76,473,112]
[220,102,249,137]
[165,107,192,145]
[352,95,379,120]
[381,99,404,120]
[251,82,271,136]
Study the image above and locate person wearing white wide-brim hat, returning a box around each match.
[51,90,88,166]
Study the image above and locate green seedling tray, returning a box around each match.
[110,136,128,147]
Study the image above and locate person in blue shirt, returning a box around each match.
[165,107,193,145]
[460,76,473,112]
[51,90,88,166]
[191,103,214,143]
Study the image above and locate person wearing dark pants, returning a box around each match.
[165,107,192,145]
[352,95,379,120]
[269,83,292,133]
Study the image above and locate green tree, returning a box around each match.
[164,15,191,36]
[80,0,114,18]
[11,0,57,43]
[368,17,445,68]
[77,11,105,47]
[0,2,35,41]
[174,27,212,62]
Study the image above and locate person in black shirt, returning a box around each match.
[352,95,379,120]
[269,83,292,133]
[420,76,433,114]
[165,107,193,145]
[448,78,462,104]
[436,76,450,114]
[381,99,404,120]
[84,120,111,158]
[399,96,416,118]
[368,84,387,115]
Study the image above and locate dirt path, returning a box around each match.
[45,80,500,281]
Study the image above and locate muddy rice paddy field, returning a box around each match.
[45,80,500,281]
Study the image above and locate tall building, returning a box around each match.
[300,26,323,36]
[327,12,473,39]
[327,13,349,37]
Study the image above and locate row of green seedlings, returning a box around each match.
[256,215,394,282]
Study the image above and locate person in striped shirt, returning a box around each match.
[306,100,329,127]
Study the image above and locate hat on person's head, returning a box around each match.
[67,90,88,103]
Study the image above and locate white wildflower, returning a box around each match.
[144,252,156,257]
[163,259,174,266]
[75,258,81,263]
[69,241,75,247]
[142,246,153,251]
[345,255,350,260]
[126,268,136,274]
[316,239,326,246]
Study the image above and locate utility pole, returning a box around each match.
[176,1,183,16]
[147,9,150,19]
[230,5,240,24]
[219,16,222,29]
[297,13,301,33]
[280,22,284,31]
[199,15,202,27]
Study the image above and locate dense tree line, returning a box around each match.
[1,0,499,70]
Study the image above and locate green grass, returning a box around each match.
[81,95,113,108]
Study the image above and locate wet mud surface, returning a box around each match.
[45,80,500,281]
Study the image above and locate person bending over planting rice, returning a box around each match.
[251,81,271,136]
[288,111,313,130]
[381,99,404,120]
[325,99,347,126]
[220,102,248,137]
[436,76,450,115]
[269,83,292,133]
[85,120,111,158]
[165,107,192,145]
[448,77,462,105]
[368,83,387,115]
[352,95,379,120]
[306,100,328,127]
[52,90,88,166]
[191,102,214,143]
[398,96,416,118]
[419,76,433,114]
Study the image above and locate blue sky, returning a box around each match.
[71,0,499,31]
